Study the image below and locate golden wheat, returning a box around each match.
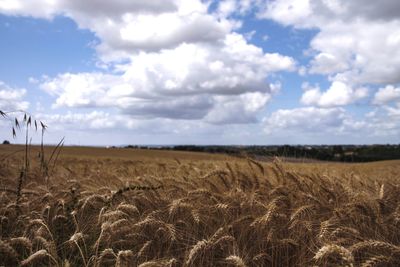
[1,146,400,266]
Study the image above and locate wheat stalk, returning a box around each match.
[115,250,135,267]
[21,249,58,267]
[314,244,354,266]
[225,255,247,267]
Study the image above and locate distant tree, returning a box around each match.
[2,140,10,145]
[333,145,343,154]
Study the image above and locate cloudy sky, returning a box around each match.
[0,0,399,145]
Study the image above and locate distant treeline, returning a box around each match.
[123,144,400,162]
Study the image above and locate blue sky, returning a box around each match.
[0,0,399,146]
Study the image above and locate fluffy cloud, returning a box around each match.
[257,0,400,28]
[300,81,368,107]
[310,0,400,22]
[385,105,400,118]
[0,81,29,111]
[362,107,400,137]
[263,104,400,140]
[40,73,118,108]
[263,107,347,134]
[36,110,208,134]
[255,0,400,141]
[373,85,400,105]
[309,21,400,85]
[0,0,232,57]
[215,0,256,18]
[0,0,59,19]
[37,111,117,130]
[370,85,400,136]
[258,0,400,89]
[205,92,271,124]
[257,0,312,26]
[1,0,295,125]
[40,32,294,123]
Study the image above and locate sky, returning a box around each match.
[0,0,399,146]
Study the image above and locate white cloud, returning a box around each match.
[205,92,271,124]
[216,0,255,18]
[373,85,400,105]
[258,0,400,28]
[385,106,400,118]
[27,110,272,146]
[37,111,117,130]
[35,110,222,137]
[1,0,295,125]
[39,33,295,123]
[64,0,178,16]
[0,81,29,111]
[310,21,400,85]
[257,0,312,26]
[108,11,231,53]
[312,0,400,22]
[300,85,321,105]
[258,0,400,87]
[361,106,400,137]
[263,107,347,134]
[216,0,237,18]
[0,0,59,19]
[309,52,349,74]
[0,0,233,57]
[300,81,368,107]
[263,105,400,141]
[41,72,118,108]
[253,0,400,144]
[266,99,400,143]
[119,95,213,120]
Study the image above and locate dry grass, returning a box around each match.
[1,145,400,266]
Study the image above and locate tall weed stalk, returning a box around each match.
[0,110,55,212]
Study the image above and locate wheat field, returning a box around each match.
[1,145,400,266]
